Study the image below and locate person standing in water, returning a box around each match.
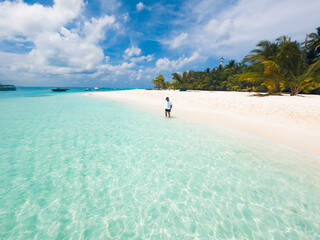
[165,97,172,118]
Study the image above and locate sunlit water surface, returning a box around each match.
[0,91,320,239]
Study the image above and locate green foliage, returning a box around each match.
[152,27,320,95]
[165,81,173,90]
[277,38,320,95]
[152,74,165,89]
[306,27,320,63]
[243,39,284,93]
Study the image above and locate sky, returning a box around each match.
[0,0,319,87]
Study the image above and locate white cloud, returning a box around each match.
[98,46,155,80]
[27,13,116,74]
[98,0,122,14]
[204,19,233,38]
[123,46,154,62]
[0,0,157,86]
[222,0,320,44]
[29,28,104,71]
[102,62,136,72]
[124,46,142,58]
[169,32,188,49]
[0,0,117,77]
[83,15,116,43]
[0,0,84,41]
[121,12,130,22]
[136,69,143,80]
[130,54,154,63]
[155,52,199,72]
[136,2,146,11]
[167,0,320,59]
[98,62,140,84]
[136,2,151,12]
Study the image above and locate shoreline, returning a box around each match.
[84,90,320,157]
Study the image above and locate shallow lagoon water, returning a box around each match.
[0,92,320,239]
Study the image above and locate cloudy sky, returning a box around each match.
[0,0,319,87]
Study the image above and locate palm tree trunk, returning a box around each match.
[290,84,300,95]
[274,79,281,93]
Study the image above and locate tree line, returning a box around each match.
[152,27,320,95]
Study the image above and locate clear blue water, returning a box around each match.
[1,89,320,239]
[0,87,133,99]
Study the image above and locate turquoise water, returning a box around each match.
[1,90,320,239]
[0,87,133,99]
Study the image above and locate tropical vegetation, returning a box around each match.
[152,74,165,90]
[152,27,320,95]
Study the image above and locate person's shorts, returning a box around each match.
[165,109,171,112]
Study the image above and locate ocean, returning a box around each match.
[1,88,320,239]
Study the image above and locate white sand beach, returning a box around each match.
[85,90,320,157]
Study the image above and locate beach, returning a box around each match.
[86,90,320,157]
[2,89,320,239]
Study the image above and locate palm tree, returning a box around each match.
[277,39,320,95]
[245,40,280,63]
[152,75,165,89]
[306,27,320,63]
[244,40,283,93]
[225,60,238,73]
[171,71,189,89]
[236,65,267,92]
[276,35,292,45]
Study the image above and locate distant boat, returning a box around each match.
[85,88,92,91]
[51,88,70,92]
[94,87,99,90]
[0,84,16,91]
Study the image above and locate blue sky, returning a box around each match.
[0,0,319,87]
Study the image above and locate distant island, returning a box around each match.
[152,27,320,96]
